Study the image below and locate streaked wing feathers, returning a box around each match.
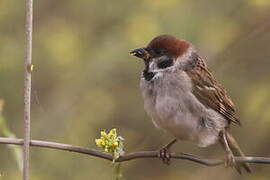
[186,57,240,125]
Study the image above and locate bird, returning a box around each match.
[130,34,251,173]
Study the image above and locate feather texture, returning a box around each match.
[185,55,241,125]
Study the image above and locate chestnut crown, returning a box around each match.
[146,35,191,58]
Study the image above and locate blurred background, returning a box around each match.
[0,0,270,179]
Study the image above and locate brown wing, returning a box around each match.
[186,56,240,125]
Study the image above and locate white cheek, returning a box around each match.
[149,61,155,70]
[153,72,163,80]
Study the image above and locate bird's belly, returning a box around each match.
[154,95,200,138]
[154,92,227,147]
[153,95,223,147]
[140,71,227,147]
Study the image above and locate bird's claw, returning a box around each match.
[158,147,171,165]
[225,152,241,173]
[225,152,235,167]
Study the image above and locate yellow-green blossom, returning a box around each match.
[95,128,124,160]
[95,138,105,147]
[101,131,107,137]
[95,128,125,180]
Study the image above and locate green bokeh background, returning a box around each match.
[1,0,270,179]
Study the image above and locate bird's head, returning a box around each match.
[130,35,194,81]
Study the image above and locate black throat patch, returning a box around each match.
[143,70,156,81]
[143,59,156,81]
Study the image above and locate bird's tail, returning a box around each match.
[225,132,252,173]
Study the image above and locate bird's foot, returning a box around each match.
[225,152,241,173]
[158,139,177,165]
[225,152,235,167]
[158,146,171,165]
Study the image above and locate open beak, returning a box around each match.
[130,48,151,60]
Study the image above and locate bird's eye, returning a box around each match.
[157,59,173,69]
[155,49,162,55]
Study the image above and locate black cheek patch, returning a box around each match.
[157,59,173,69]
[143,70,156,81]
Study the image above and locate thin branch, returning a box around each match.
[0,137,270,166]
[24,0,33,179]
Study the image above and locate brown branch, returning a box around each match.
[24,0,33,179]
[0,137,270,166]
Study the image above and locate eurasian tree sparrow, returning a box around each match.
[130,35,251,173]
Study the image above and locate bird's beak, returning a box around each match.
[130,48,151,60]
